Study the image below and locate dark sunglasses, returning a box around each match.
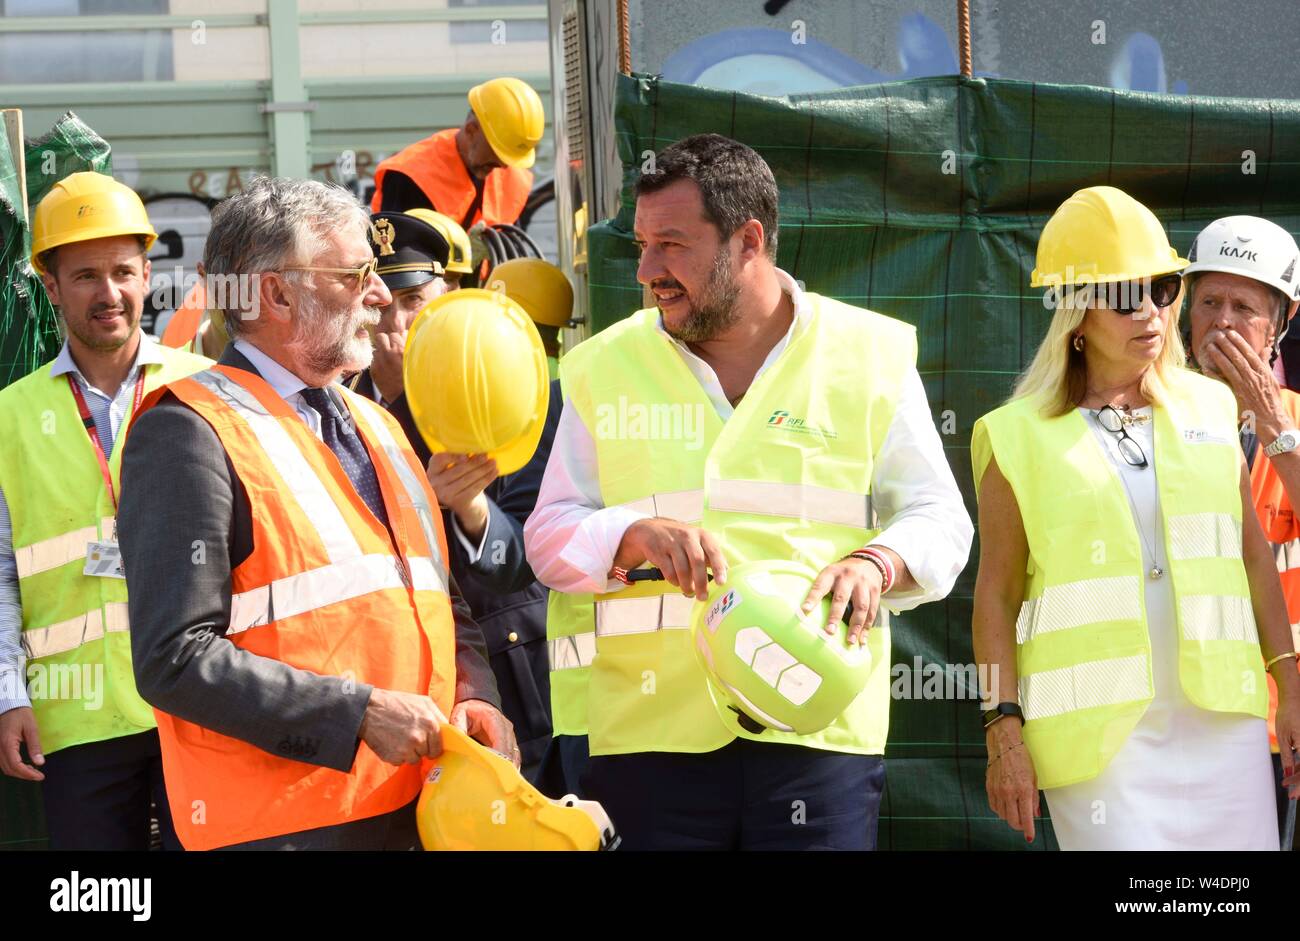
[1090,274,1182,316]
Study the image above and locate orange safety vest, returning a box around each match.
[1249,386,1300,752]
[140,365,457,850]
[370,127,532,227]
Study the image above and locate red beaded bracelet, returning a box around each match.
[848,547,894,593]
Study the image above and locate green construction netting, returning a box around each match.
[586,73,1300,850]
[0,111,111,392]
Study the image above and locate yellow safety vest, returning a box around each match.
[548,294,916,756]
[971,371,1268,789]
[0,345,212,754]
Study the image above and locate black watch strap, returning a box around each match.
[982,702,1024,729]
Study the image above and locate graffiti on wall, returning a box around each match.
[184,150,385,201]
[662,12,1187,96]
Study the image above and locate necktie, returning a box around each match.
[299,387,389,527]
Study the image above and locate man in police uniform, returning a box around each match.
[363,214,561,783]
[349,211,451,405]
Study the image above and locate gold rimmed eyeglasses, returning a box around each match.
[282,257,379,291]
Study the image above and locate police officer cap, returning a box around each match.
[369,211,451,292]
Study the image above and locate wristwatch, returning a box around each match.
[982,702,1024,730]
[1265,429,1300,457]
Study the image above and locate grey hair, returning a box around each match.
[203,176,369,335]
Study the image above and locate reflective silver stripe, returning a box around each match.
[22,602,130,660]
[407,556,448,595]
[617,489,704,523]
[345,392,448,573]
[594,592,695,637]
[549,632,597,671]
[1019,652,1150,722]
[190,371,361,564]
[707,479,871,530]
[1015,575,1142,646]
[1274,537,1300,574]
[1179,594,1259,644]
[228,553,421,635]
[1167,512,1242,561]
[14,520,110,579]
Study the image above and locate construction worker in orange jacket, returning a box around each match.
[371,77,543,230]
[1187,214,1300,845]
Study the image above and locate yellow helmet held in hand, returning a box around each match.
[468,77,545,169]
[406,209,473,276]
[31,171,157,274]
[1030,185,1188,289]
[403,288,549,475]
[486,258,574,328]
[417,725,618,851]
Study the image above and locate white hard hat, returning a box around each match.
[1185,215,1300,302]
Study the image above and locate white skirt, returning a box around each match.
[1043,701,1278,851]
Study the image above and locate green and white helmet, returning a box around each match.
[691,560,874,736]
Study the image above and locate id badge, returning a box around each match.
[84,540,125,579]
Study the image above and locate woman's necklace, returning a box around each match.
[1090,407,1165,580]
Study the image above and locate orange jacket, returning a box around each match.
[370,127,532,227]
[144,366,457,850]
[1249,386,1300,753]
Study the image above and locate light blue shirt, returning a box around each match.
[233,339,324,439]
[0,336,167,714]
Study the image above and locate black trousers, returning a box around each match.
[584,738,885,851]
[39,728,179,851]
[1274,752,1297,850]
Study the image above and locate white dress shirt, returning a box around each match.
[523,270,973,610]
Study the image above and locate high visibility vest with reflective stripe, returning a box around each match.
[0,346,212,754]
[972,372,1268,790]
[147,366,457,850]
[550,296,915,756]
[369,127,533,227]
[1249,386,1300,752]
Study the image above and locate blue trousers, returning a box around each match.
[39,729,179,850]
[584,738,885,850]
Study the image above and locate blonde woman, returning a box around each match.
[971,186,1300,850]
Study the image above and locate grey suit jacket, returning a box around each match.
[118,344,500,776]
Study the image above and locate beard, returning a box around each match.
[67,297,140,352]
[659,246,742,344]
[287,290,381,379]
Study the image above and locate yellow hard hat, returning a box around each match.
[406,209,472,275]
[31,171,157,274]
[486,258,574,328]
[467,77,545,170]
[1030,185,1189,289]
[417,725,618,851]
[403,288,549,475]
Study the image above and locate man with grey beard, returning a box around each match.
[525,134,970,850]
[116,177,513,850]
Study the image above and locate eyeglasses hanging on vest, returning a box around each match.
[1093,403,1150,468]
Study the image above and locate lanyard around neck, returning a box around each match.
[67,370,147,514]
